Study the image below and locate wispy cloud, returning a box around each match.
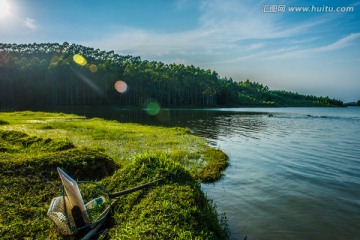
[222,33,360,62]
[93,0,326,61]
[265,33,360,60]
[319,33,360,51]
[24,17,37,30]
[88,0,359,83]
[290,37,319,44]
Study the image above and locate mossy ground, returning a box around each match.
[0,111,229,239]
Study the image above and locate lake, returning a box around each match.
[58,106,360,240]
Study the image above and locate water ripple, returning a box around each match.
[200,108,360,240]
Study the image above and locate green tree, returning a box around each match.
[0,42,344,108]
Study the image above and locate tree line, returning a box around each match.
[0,42,343,109]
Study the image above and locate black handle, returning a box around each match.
[109,178,165,199]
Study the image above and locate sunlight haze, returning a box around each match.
[0,0,10,18]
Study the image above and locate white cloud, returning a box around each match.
[24,17,37,30]
[88,0,357,80]
[198,0,274,38]
[290,37,319,44]
[93,0,325,61]
[249,43,265,50]
[318,33,360,51]
[95,27,210,57]
[265,33,360,60]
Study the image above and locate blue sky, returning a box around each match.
[0,0,359,102]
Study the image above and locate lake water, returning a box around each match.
[60,106,360,240]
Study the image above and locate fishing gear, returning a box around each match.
[47,167,165,237]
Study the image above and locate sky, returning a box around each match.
[0,0,359,102]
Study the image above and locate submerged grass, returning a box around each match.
[0,111,229,239]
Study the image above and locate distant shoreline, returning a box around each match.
[0,103,350,112]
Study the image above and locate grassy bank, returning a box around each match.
[0,111,229,239]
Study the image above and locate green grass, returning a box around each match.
[0,111,227,182]
[0,111,229,239]
[102,155,228,239]
[0,136,116,239]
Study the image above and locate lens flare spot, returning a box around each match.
[146,101,161,116]
[73,54,87,66]
[114,80,128,93]
[89,64,98,73]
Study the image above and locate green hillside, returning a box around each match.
[0,43,343,109]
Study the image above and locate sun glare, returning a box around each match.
[0,0,10,18]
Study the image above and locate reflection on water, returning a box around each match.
[42,106,360,240]
[49,106,270,142]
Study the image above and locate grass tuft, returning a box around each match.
[102,155,229,239]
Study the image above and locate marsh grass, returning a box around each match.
[0,111,229,239]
